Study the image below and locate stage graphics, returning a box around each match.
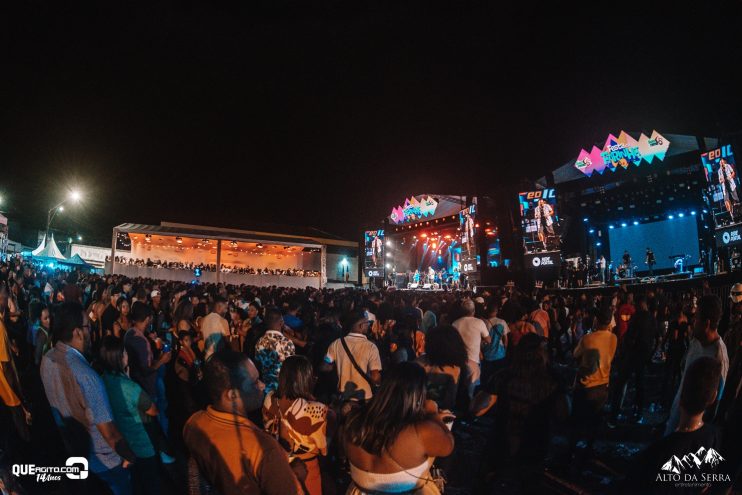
[574,130,671,177]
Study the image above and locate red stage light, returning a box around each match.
[432,243,437,249]
[420,233,427,238]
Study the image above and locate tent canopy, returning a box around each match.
[29,235,67,260]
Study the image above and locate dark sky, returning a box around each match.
[2,3,741,244]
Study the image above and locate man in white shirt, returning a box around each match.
[323,310,382,402]
[665,295,729,435]
[201,296,230,360]
[453,299,492,398]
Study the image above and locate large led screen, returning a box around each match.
[518,188,561,253]
[701,144,739,226]
[608,217,699,272]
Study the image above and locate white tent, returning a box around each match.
[32,234,67,260]
[31,235,46,256]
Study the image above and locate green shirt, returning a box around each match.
[101,372,155,458]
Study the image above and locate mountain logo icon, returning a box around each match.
[661,447,725,474]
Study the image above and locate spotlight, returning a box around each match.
[678,213,684,217]
[386,241,392,247]
[420,233,427,238]
[583,218,588,222]
[257,243,264,249]
[386,263,391,269]
[691,211,697,215]
[386,252,391,257]
[609,225,615,229]
[176,236,183,244]
[621,223,627,227]
[633,221,639,225]
[589,229,595,234]
[668,215,674,220]
[596,242,602,246]
[145,234,151,242]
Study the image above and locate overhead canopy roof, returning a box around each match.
[30,235,66,260]
[114,222,357,249]
[537,133,719,187]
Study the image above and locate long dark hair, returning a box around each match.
[344,362,428,456]
[276,355,315,401]
[99,336,127,374]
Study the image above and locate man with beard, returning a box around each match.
[41,302,136,495]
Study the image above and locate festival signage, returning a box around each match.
[390,195,439,224]
[524,252,561,282]
[715,224,742,247]
[574,130,671,176]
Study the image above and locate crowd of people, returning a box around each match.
[0,259,740,494]
[108,256,320,277]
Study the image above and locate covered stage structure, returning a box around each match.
[109,221,359,288]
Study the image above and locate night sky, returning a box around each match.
[2,3,741,245]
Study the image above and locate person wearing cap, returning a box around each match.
[149,289,166,335]
[101,286,122,335]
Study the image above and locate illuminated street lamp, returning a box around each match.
[46,189,83,241]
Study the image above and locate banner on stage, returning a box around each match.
[574,130,670,177]
[715,224,742,247]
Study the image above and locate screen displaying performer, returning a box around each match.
[702,144,740,225]
[518,188,562,253]
[458,204,478,273]
[364,230,385,270]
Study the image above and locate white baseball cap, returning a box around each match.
[150,290,161,298]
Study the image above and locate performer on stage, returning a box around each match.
[622,250,632,278]
[645,247,656,276]
[534,199,555,250]
[463,210,475,256]
[599,255,607,283]
[371,233,383,266]
[413,269,421,284]
[427,266,435,284]
[718,158,739,221]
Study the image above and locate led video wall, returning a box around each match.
[363,230,384,277]
[458,204,478,273]
[608,217,699,272]
[518,188,561,253]
[702,144,739,227]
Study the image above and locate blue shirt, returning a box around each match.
[40,342,121,473]
[283,313,303,331]
[482,317,509,362]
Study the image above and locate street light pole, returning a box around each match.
[44,190,82,246]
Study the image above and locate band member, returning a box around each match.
[413,269,421,284]
[599,255,607,283]
[718,158,739,221]
[427,266,435,283]
[622,250,632,278]
[371,233,383,266]
[534,199,555,250]
[645,247,656,276]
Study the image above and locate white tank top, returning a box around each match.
[350,458,432,493]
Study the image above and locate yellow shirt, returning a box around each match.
[574,328,617,388]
